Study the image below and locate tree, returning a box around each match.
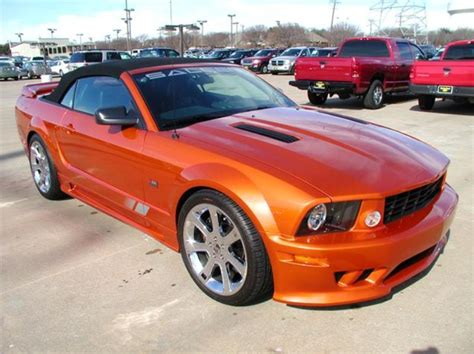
[241,25,267,47]
[326,23,361,46]
[0,43,10,55]
[267,23,308,47]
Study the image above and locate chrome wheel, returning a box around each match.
[373,85,383,105]
[183,203,248,296]
[30,141,51,193]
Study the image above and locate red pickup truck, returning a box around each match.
[410,39,474,110]
[290,37,426,109]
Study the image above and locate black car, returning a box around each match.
[204,49,235,60]
[419,44,437,59]
[220,49,259,65]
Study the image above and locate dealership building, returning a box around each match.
[9,37,94,58]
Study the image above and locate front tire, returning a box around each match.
[178,189,273,306]
[363,79,384,109]
[260,65,268,74]
[29,135,69,200]
[418,95,435,111]
[307,91,328,105]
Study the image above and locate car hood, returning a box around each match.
[244,56,271,61]
[179,107,448,199]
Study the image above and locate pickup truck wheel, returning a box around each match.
[289,65,295,75]
[307,91,328,105]
[178,189,273,306]
[418,95,435,111]
[363,80,384,109]
[29,135,69,200]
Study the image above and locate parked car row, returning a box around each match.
[289,37,473,110]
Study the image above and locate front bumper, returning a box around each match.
[268,184,458,307]
[269,63,293,73]
[410,83,474,98]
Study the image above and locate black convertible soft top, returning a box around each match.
[45,57,218,103]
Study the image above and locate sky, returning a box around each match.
[1,0,473,43]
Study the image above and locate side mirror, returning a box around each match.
[95,106,138,126]
[415,53,427,60]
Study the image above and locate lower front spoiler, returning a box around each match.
[269,184,458,307]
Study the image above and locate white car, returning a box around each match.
[50,59,70,76]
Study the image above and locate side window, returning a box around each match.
[73,76,137,116]
[106,52,121,60]
[410,44,425,59]
[60,82,77,108]
[167,50,180,58]
[396,42,412,60]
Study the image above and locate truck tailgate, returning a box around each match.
[411,61,474,86]
[295,57,354,82]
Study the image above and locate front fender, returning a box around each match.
[175,163,280,242]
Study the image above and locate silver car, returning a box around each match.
[23,61,52,79]
[0,62,20,80]
[268,47,311,75]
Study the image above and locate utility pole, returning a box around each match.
[197,20,207,46]
[105,35,111,49]
[47,28,56,38]
[113,29,121,40]
[227,14,235,47]
[15,32,24,42]
[122,0,134,52]
[330,0,340,32]
[77,33,83,50]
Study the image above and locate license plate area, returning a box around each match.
[437,85,453,94]
[310,81,327,92]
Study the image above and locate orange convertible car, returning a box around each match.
[16,58,458,307]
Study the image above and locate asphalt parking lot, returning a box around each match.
[1,75,473,353]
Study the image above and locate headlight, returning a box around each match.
[297,201,361,235]
[252,59,261,64]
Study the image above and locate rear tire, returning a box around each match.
[363,79,384,109]
[307,91,328,105]
[260,65,268,74]
[418,95,435,111]
[29,135,69,200]
[178,189,273,306]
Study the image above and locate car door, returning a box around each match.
[394,41,413,90]
[57,76,149,222]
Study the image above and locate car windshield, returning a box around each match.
[311,49,332,57]
[444,44,474,60]
[255,50,273,57]
[134,66,296,130]
[281,48,301,56]
[208,51,227,58]
[140,49,166,57]
[229,51,245,58]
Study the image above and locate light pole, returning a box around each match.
[15,32,24,42]
[122,0,134,52]
[197,20,207,46]
[77,33,83,50]
[164,24,200,56]
[105,34,111,48]
[227,14,235,47]
[47,28,57,38]
[233,22,239,45]
[113,29,121,40]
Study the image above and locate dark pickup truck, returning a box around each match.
[289,37,426,109]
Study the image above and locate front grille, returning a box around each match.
[384,176,444,224]
[271,60,277,65]
[277,60,284,65]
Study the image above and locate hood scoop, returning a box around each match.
[234,123,299,143]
